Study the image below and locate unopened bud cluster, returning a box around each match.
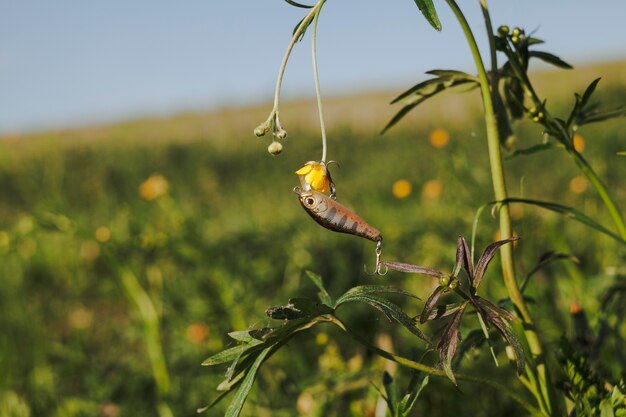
[497,25,525,45]
[439,275,459,291]
[527,106,544,123]
[254,111,289,156]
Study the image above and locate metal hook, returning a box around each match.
[364,238,388,276]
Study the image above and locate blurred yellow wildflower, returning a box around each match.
[392,179,412,199]
[422,179,443,201]
[569,175,587,194]
[139,174,169,201]
[95,226,111,243]
[429,128,450,148]
[573,133,585,153]
[295,161,330,193]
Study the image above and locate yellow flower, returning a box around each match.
[139,174,169,201]
[295,161,330,193]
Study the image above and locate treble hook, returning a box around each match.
[365,238,388,276]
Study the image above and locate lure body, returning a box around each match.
[296,189,381,242]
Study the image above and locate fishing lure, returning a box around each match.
[294,187,386,274]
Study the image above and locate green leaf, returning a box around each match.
[399,375,429,417]
[580,78,601,109]
[305,270,333,306]
[497,198,626,245]
[228,330,265,344]
[529,51,573,69]
[412,0,441,31]
[425,69,477,80]
[383,371,398,417]
[578,106,626,125]
[266,297,333,320]
[284,0,313,8]
[507,142,563,159]
[335,285,420,306]
[526,37,545,46]
[202,345,248,367]
[224,347,272,417]
[383,77,477,134]
[338,292,430,344]
[617,151,626,156]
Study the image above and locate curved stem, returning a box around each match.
[272,2,324,114]
[311,1,328,162]
[444,0,553,414]
[328,315,544,417]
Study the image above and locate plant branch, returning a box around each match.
[311,1,328,162]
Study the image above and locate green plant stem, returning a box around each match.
[502,44,626,240]
[271,2,325,117]
[311,1,328,162]
[328,315,544,417]
[444,0,554,414]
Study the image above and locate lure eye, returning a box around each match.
[305,197,315,206]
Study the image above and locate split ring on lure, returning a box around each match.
[294,187,387,275]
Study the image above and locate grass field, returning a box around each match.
[0,61,625,417]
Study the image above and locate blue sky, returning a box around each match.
[1,0,625,134]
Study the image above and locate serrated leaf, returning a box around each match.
[529,51,573,69]
[338,293,430,345]
[305,270,333,306]
[412,0,441,31]
[420,286,444,324]
[266,297,334,320]
[497,198,626,245]
[473,237,519,289]
[437,303,468,384]
[336,285,420,307]
[224,347,272,417]
[507,143,563,159]
[382,261,444,278]
[283,0,313,8]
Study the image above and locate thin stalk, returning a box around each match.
[444,0,554,413]
[311,1,328,162]
[271,1,325,116]
[328,315,544,417]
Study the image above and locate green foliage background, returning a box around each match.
[0,62,624,416]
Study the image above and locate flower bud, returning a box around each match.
[512,27,521,37]
[267,141,283,156]
[254,123,269,137]
[498,25,509,36]
[528,106,538,116]
[448,277,459,290]
[275,129,288,140]
[511,35,520,45]
[439,275,451,287]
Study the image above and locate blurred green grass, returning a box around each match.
[0,61,625,417]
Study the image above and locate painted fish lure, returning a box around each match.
[294,186,386,274]
[295,187,381,241]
